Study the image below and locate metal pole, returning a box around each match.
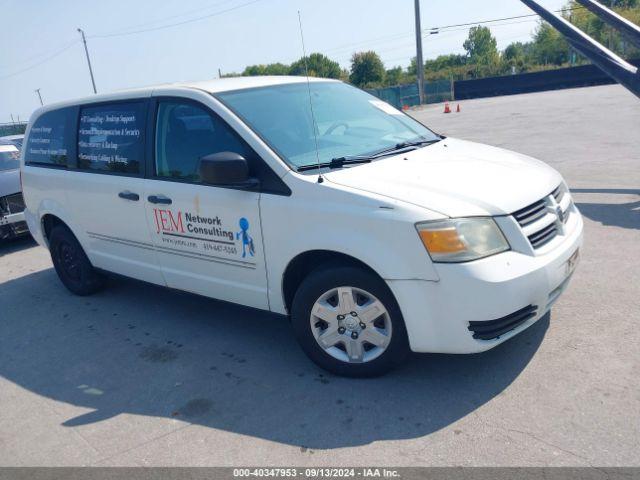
[414,0,425,105]
[35,88,44,106]
[77,28,97,94]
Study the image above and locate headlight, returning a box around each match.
[416,217,510,263]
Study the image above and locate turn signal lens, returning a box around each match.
[418,228,466,254]
[416,218,510,263]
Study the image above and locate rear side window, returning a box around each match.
[78,102,146,174]
[25,108,75,167]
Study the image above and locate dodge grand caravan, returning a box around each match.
[21,76,583,376]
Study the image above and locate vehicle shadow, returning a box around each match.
[0,268,549,450]
[572,188,640,231]
[0,235,36,256]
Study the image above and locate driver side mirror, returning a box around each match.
[198,152,258,189]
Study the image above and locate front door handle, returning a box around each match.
[118,191,140,201]
[148,195,172,205]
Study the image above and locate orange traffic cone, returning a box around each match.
[402,104,409,111]
[444,102,451,114]
[456,104,461,113]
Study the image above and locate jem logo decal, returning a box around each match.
[152,208,247,254]
[236,217,255,258]
[153,209,184,234]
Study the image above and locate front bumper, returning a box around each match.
[388,207,584,354]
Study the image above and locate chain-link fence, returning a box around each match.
[367,79,453,109]
[0,122,27,137]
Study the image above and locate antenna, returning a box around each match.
[297,10,323,183]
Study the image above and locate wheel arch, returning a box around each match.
[41,213,69,246]
[281,249,388,315]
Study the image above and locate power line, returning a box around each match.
[0,0,266,81]
[90,0,265,39]
[97,0,242,36]
[0,41,79,81]
[0,38,78,72]
[328,6,585,58]
[328,17,540,59]
[427,5,584,33]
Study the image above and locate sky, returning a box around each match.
[0,0,568,123]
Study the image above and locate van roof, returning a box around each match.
[27,76,337,121]
[176,75,336,93]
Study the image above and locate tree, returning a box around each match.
[566,0,640,58]
[242,63,290,76]
[463,26,499,65]
[532,22,569,65]
[385,66,404,86]
[502,41,534,73]
[349,51,386,87]
[289,53,341,78]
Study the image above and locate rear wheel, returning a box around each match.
[291,265,409,377]
[49,225,105,296]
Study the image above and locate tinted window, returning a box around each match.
[0,150,20,171]
[78,102,145,174]
[25,108,74,166]
[155,101,250,182]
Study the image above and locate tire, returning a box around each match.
[49,225,105,296]
[291,265,410,377]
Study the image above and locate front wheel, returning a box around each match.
[291,265,410,377]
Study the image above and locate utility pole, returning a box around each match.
[218,68,222,78]
[414,0,425,105]
[34,88,44,106]
[77,28,97,94]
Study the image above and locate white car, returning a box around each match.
[20,77,582,376]
[1,143,28,239]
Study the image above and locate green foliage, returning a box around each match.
[289,53,342,78]
[462,26,501,77]
[228,0,640,88]
[532,22,570,65]
[242,63,290,76]
[464,27,499,64]
[349,51,386,87]
[385,66,404,86]
[566,0,640,58]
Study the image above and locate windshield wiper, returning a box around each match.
[296,137,442,172]
[296,158,372,172]
[395,138,442,149]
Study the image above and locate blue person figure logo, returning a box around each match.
[236,217,255,258]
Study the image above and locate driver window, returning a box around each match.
[155,100,249,182]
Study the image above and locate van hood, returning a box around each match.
[0,168,20,198]
[324,138,562,217]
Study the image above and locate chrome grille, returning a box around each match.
[513,198,547,226]
[528,223,558,248]
[552,185,564,203]
[511,183,572,251]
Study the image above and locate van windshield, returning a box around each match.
[0,150,20,171]
[215,82,439,170]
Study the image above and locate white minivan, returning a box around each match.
[21,76,582,376]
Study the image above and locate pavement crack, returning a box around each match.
[90,423,193,465]
[507,428,593,466]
